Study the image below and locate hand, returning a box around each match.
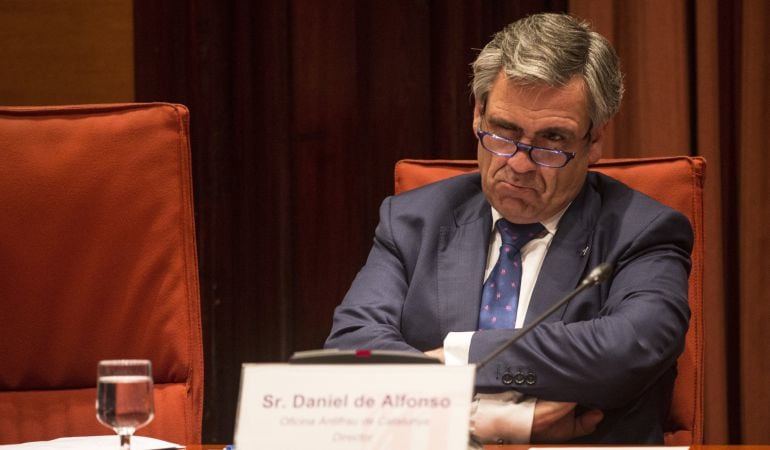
[531,400,603,443]
[424,347,445,363]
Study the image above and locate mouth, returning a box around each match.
[498,179,538,193]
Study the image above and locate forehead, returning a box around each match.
[485,73,590,131]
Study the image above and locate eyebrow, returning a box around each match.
[486,115,577,140]
[486,116,521,132]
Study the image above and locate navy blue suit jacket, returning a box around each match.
[326,171,692,443]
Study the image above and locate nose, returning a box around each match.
[506,144,538,173]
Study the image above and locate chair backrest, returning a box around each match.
[0,103,203,444]
[394,156,705,445]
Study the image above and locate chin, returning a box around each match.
[497,204,541,224]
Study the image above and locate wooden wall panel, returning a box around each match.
[0,0,133,105]
[135,0,292,440]
[738,0,770,441]
[694,0,730,443]
[289,0,364,354]
[571,0,692,158]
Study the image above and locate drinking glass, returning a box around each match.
[96,359,155,450]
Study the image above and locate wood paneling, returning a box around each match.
[135,0,293,439]
[694,0,730,443]
[738,0,770,442]
[0,0,133,105]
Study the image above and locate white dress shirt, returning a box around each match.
[444,206,566,444]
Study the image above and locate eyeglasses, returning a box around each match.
[476,128,577,168]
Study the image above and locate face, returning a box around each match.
[474,72,605,224]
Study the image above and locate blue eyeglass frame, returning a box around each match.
[476,128,577,168]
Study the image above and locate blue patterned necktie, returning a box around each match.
[478,219,545,330]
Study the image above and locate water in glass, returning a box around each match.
[96,360,155,450]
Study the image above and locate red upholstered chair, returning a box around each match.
[0,103,203,444]
[394,157,705,445]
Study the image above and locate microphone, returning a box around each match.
[580,262,613,286]
[475,262,614,370]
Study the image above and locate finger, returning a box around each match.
[533,401,577,431]
[575,409,604,436]
[424,348,445,363]
[536,400,576,416]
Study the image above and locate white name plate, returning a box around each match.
[234,363,475,450]
[534,448,690,450]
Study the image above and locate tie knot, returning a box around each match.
[496,219,544,251]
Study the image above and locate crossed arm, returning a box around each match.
[426,347,604,442]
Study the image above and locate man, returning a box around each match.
[325,13,692,444]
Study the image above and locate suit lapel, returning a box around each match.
[524,180,599,324]
[437,185,491,334]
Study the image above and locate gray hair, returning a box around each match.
[471,13,624,128]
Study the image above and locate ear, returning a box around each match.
[472,99,484,133]
[587,122,606,164]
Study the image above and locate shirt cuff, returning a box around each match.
[443,331,474,366]
[470,391,536,444]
